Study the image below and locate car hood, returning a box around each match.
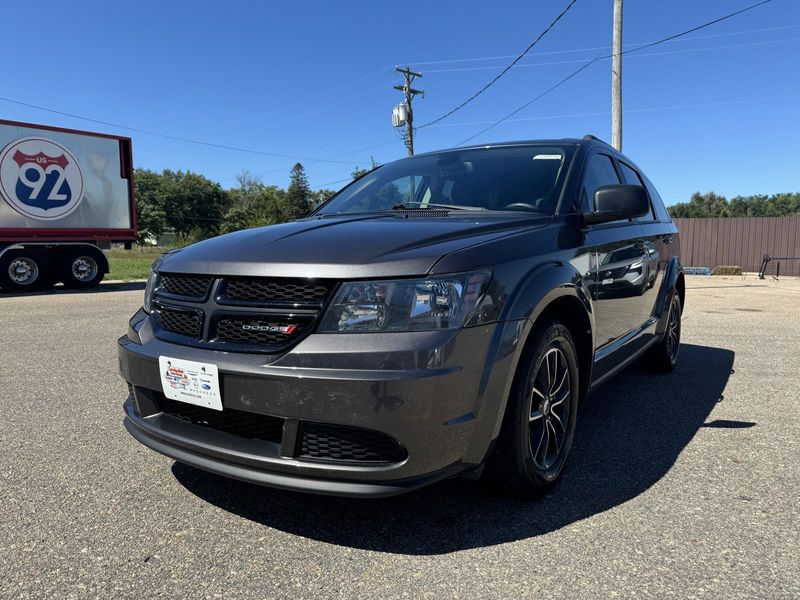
[161,213,551,279]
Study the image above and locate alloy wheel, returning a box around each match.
[666,297,681,363]
[529,347,572,471]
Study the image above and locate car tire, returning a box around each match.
[60,249,105,289]
[0,250,52,292]
[643,293,682,372]
[485,320,580,497]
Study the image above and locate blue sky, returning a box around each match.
[2,0,798,205]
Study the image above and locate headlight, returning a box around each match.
[143,254,168,314]
[629,259,644,272]
[318,271,490,333]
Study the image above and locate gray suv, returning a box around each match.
[119,136,683,498]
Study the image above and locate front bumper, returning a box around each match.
[119,312,521,497]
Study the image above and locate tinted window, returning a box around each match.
[618,161,655,221]
[642,174,669,222]
[580,154,620,212]
[618,162,643,186]
[318,146,572,215]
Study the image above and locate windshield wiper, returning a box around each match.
[391,201,487,212]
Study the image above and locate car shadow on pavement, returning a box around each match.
[172,342,735,555]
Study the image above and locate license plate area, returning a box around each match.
[158,356,222,411]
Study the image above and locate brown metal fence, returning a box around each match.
[674,216,800,277]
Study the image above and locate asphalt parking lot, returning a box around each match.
[1,277,798,599]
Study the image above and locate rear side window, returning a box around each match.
[580,154,620,212]
[642,174,670,222]
[618,161,655,221]
[618,162,643,186]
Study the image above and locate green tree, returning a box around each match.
[220,171,286,234]
[283,163,312,220]
[669,191,729,218]
[669,191,800,218]
[158,170,231,239]
[133,168,167,243]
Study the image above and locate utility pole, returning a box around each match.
[392,66,423,156]
[611,0,623,151]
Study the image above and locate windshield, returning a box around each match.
[316,145,572,215]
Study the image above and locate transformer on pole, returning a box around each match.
[392,66,423,156]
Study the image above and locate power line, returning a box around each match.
[415,0,580,129]
[426,95,800,128]
[289,67,392,107]
[456,0,775,146]
[404,24,799,68]
[421,36,800,74]
[0,96,358,165]
[311,177,353,190]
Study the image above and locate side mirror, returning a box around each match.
[583,184,649,226]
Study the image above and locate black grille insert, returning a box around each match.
[223,277,334,305]
[159,274,213,299]
[299,423,406,464]
[160,398,283,444]
[158,306,203,339]
[597,266,629,280]
[150,275,338,351]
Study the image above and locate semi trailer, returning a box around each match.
[0,119,136,291]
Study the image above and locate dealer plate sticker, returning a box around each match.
[158,356,223,411]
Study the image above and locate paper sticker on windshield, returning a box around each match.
[533,154,562,160]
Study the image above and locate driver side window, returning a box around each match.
[580,154,620,212]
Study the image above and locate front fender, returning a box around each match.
[462,261,595,464]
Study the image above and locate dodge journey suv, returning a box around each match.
[119,136,683,497]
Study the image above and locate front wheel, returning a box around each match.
[485,320,580,497]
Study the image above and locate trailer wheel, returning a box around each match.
[60,249,106,289]
[0,251,51,292]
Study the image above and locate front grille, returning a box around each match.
[598,266,629,279]
[223,277,333,304]
[151,274,337,352]
[160,398,283,444]
[158,306,203,339]
[159,273,212,299]
[214,315,308,346]
[299,423,406,464]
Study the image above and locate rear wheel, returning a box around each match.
[0,251,51,292]
[643,294,682,372]
[60,250,105,288]
[485,320,580,497]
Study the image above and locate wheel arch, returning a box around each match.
[654,256,684,334]
[505,260,595,400]
[531,295,593,404]
[467,263,596,466]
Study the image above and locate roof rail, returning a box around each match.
[582,134,615,148]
